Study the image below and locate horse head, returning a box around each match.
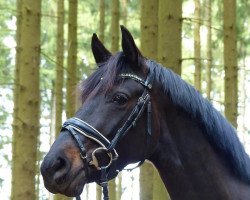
[40,26,160,197]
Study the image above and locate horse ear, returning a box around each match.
[91,33,112,65]
[120,25,143,67]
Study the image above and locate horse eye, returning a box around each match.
[112,94,128,105]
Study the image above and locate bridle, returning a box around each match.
[62,71,154,200]
[62,72,153,200]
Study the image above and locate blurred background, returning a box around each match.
[0,0,249,199]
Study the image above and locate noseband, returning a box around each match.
[62,71,154,200]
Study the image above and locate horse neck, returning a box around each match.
[149,101,250,200]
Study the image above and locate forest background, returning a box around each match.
[0,0,250,200]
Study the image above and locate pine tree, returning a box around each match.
[96,184,102,200]
[205,0,212,100]
[116,173,122,200]
[55,0,64,136]
[141,0,158,59]
[110,0,119,53]
[99,0,105,42]
[140,0,158,199]
[109,179,116,200]
[153,170,170,200]
[194,0,201,91]
[139,162,154,200]
[158,0,182,75]
[66,0,78,119]
[223,0,238,127]
[11,0,41,199]
[121,0,127,27]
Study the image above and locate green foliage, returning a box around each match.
[40,1,57,112]
[0,0,249,198]
[0,0,15,165]
[237,0,250,56]
[0,1,15,86]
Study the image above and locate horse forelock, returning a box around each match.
[147,59,250,184]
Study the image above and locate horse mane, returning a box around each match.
[147,59,250,184]
[80,53,250,183]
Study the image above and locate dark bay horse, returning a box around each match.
[41,26,250,200]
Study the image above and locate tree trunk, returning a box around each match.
[206,0,212,100]
[121,0,127,27]
[194,0,201,91]
[96,184,102,200]
[223,0,238,128]
[110,0,119,53]
[139,162,154,200]
[153,170,171,200]
[116,173,122,200]
[11,0,41,199]
[99,0,105,42]
[141,0,158,59]
[55,0,64,137]
[140,0,158,199]
[66,0,78,118]
[158,0,182,75]
[109,179,116,200]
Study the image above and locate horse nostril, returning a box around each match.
[41,156,68,185]
[52,156,70,185]
[53,156,66,172]
[41,154,70,180]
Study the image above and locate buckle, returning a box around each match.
[89,147,113,170]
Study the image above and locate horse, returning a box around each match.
[41,26,250,200]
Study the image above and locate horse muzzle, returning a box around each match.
[40,151,87,197]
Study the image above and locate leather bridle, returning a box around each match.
[62,71,154,200]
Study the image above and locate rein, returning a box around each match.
[62,71,154,200]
